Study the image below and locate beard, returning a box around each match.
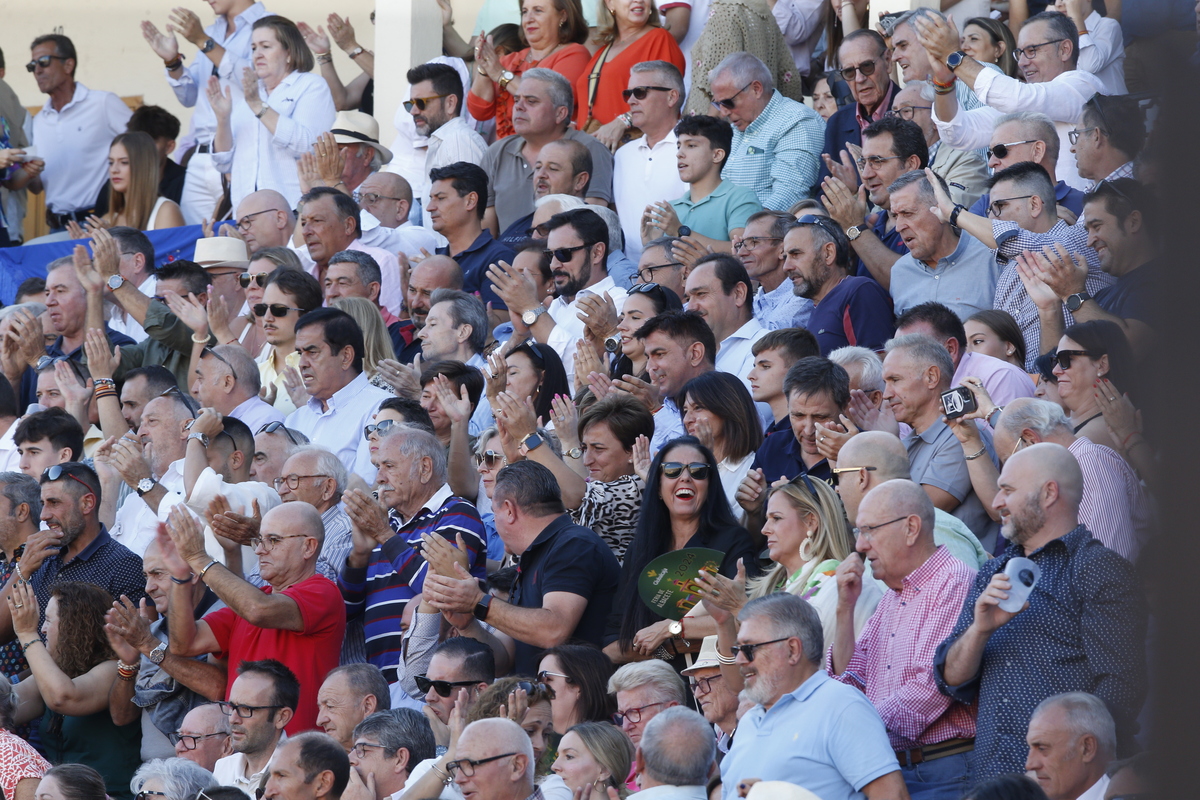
[554,256,593,300]
[1003,493,1047,547]
[54,509,86,549]
[741,668,783,707]
[792,255,830,299]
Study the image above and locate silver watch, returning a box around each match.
[107,274,126,291]
[521,305,547,326]
[187,432,211,447]
[148,641,168,664]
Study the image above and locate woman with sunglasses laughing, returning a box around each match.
[1050,320,1136,455]
[603,437,758,667]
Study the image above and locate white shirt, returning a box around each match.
[211,70,337,209]
[0,420,19,473]
[110,459,186,558]
[1077,11,1127,95]
[1075,775,1110,800]
[396,221,441,259]
[719,453,755,518]
[165,2,268,144]
[932,67,1106,191]
[286,371,390,478]
[213,745,280,799]
[715,317,768,382]
[106,274,157,343]
[30,82,132,214]
[545,274,628,386]
[772,0,826,75]
[420,116,488,229]
[229,394,286,435]
[405,758,468,800]
[613,129,688,260]
[650,396,685,456]
[297,237,405,318]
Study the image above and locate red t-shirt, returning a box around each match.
[204,574,346,734]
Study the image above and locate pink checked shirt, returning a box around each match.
[829,546,978,749]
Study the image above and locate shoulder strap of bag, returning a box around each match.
[586,42,615,116]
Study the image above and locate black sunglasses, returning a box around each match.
[730,636,790,661]
[256,420,302,445]
[200,346,232,371]
[238,272,271,289]
[1054,349,1093,370]
[710,81,753,110]
[404,94,451,112]
[985,140,1036,160]
[660,461,710,480]
[42,464,95,495]
[26,55,67,72]
[545,243,590,263]
[839,58,879,82]
[415,674,481,698]
[628,281,662,295]
[621,85,672,102]
[253,303,305,317]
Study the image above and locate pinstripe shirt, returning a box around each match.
[721,90,824,211]
[1069,437,1153,561]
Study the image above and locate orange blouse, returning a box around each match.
[572,26,686,129]
[467,43,593,139]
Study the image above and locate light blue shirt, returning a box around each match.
[650,397,685,456]
[721,90,824,211]
[287,372,390,481]
[889,231,1001,321]
[754,279,812,331]
[720,671,898,800]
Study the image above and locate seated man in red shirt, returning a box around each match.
[161,501,346,734]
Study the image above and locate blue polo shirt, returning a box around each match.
[437,230,514,309]
[749,426,832,485]
[805,275,895,356]
[1093,258,1158,324]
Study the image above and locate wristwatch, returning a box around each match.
[521,431,545,452]
[107,274,126,291]
[521,304,547,326]
[845,223,867,241]
[667,620,684,637]
[946,50,968,71]
[498,70,515,90]
[473,593,492,621]
[187,432,211,447]
[148,641,168,665]
[604,333,621,353]
[1065,291,1091,312]
[136,478,157,497]
[565,447,583,460]
[200,38,216,54]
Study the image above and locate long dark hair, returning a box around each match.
[680,372,763,462]
[541,644,616,723]
[509,340,570,421]
[611,283,683,380]
[1062,320,1136,398]
[616,437,743,648]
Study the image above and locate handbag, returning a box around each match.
[581,41,644,144]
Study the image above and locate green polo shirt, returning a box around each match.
[671,179,763,242]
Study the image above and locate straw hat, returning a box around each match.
[331,110,394,165]
[193,237,249,269]
[681,636,722,675]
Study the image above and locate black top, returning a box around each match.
[30,526,146,626]
[510,513,621,675]
[1093,258,1158,325]
[160,158,187,205]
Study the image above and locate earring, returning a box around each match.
[1006,347,1014,355]
[799,535,815,563]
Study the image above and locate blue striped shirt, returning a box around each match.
[721,90,824,211]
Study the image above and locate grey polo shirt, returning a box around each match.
[480,128,614,232]
[890,231,1000,321]
[905,417,1000,552]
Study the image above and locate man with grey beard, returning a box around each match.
[717,593,907,800]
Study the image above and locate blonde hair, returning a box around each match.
[104,131,161,230]
[746,478,854,598]
[331,297,392,377]
[595,0,662,44]
[567,722,634,797]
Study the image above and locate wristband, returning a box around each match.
[964,445,988,461]
[715,649,737,664]
[949,204,965,228]
[198,559,220,579]
[21,639,40,654]
[1121,431,1143,449]
[13,562,24,584]
[191,333,210,344]
[117,660,140,672]
[254,105,268,119]
[934,82,956,95]
[931,76,956,89]
[170,573,195,585]
[93,378,116,389]
[164,57,184,71]
[316,53,333,65]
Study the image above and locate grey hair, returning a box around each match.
[884,333,956,390]
[535,193,587,212]
[894,7,947,32]
[258,426,309,458]
[380,424,448,485]
[607,660,687,705]
[0,302,47,321]
[289,445,348,495]
[353,708,436,763]
[587,205,625,254]
[522,68,574,118]
[995,111,1060,163]
[45,255,76,276]
[429,288,487,355]
[130,758,216,800]
[1032,692,1116,758]
[329,249,383,288]
[737,593,823,665]
[998,399,1072,439]
[630,60,686,111]
[639,707,716,786]
[211,344,262,395]
[327,663,392,710]
[0,471,42,522]
[887,169,951,211]
[709,52,774,94]
[828,346,884,393]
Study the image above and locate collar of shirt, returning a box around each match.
[431,115,469,144]
[522,512,575,556]
[549,274,620,313]
[915,231,971,273]
[677,179,738,210]
[855,82,895,132]
[913,415,949,444]
[1075,774,1110,800]
[161,458,187,492]
[756,276,794,306]
[258,68,302,99]
[745,90,785,137]
[1099,161,1135,186]
[54,525,113,566]
[449,230,496,259]
[636,128,679,153]
[304,371,372,415]
[754,668,827,719]
[40,81,89,116]
[231,394,270,421]
[1005,523,1090,559]
[721,317,766,348]
[898,545,956,594]
[409,483,455,525]
[466,352,488,371]
[209,2,267,40]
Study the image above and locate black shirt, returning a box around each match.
[30,526,146,626]
[160,159,187,205]
[1093,258,1158,325]
[510,514,620,675]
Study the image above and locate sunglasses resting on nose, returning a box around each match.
[415,674,480,697]
[239,272,270,289]
[660,461,710,479]
[26,55,66,72]
[253,303,305,317]
[404,94,450,112]
[985,140,1036,160]
[621,85,672,102]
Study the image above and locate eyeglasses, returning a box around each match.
[730,636,790,662]
[633,263,682,285]
[217,701,282,718]
[660,461,710,480]
[42,464,95,496]
[852,515,910,540]
[136,792,168,800]
[617,701,666,725]
[235,208,280,231]
[710,82,753,110]
[524,223,551,239]
[364,419,398,439]
[253,303,305,317]
[26,55,67,72]
[404,94,451,112]
[688,673,723,694]
[1053,349,1093,370]
[239,272,271,288]
[537,669,570,683]
[986,195,1035,218]
[1009,435,1028,459]
[830,465,876,486]
[415,674,483,697]
[445,753,519,779]
[475,450,507,469]
[352,741,389,759]
[169,731,229,750]
[856,155,903,171]
[1067,126,1100,146]
[272,473,329,491]
[622,85,672,102]
[353,190,404,206]
[839,58,879,82]
[734,237,782,252]
[249,533,311,551]
[200,346,233,372]
[986,140,1036,160]
[545,244,590,263]
[256,421,302,445]
[1012,38,1066,60]
[886,106,932,121]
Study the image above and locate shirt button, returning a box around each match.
[934,275,940,280]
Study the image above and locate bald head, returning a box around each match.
[862,479,935,542]
[995,443,1083,549]
[836,431,912,519]
[407,256,464,329]
[262,501,326,545]
[236,190,295,252]
[456,718,535,790]
[358,172,415,227]
[1009,443,1083,510]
